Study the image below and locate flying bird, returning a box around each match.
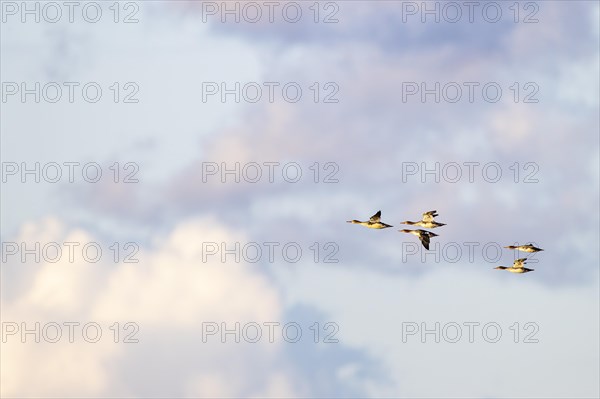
[504,244,544,253]
[401,210,446,229]
[399,229,438,250]
[494,258,534,274]
[347,210,393,229]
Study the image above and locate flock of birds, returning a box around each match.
[347,210,544,274]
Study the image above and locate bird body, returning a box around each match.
[494,266,535,274]
[402,210,446,229]
[504,244,544,253]
[402,220,446,229]
[494,258,534,273]
[347,211,393,229]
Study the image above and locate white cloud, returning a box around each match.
[1,217,300,397]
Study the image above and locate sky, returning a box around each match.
[1,1,599,397]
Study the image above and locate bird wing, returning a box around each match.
[422,210,438,222]
[370,211,382,223]
[420,235,431,250]
[513,258,528,267]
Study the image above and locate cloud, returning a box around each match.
[0,219,268,396]
[2,216,379,397]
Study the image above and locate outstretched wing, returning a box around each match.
[370,211,382,223]
[420,235,431,250]
[513,258,528,267]
[422,210,438,222]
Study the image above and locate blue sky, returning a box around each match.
[1,1,599,397]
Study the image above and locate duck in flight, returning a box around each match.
[401,210,446,229]
[399,229,438,250]
[494,258,534,273]
[504,244,544,253]
[347,210,393,229]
